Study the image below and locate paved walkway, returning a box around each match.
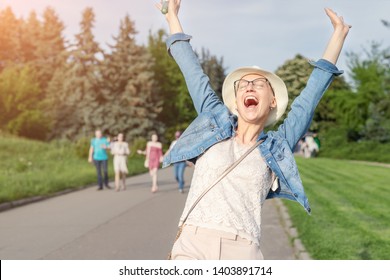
[0,166,309,260]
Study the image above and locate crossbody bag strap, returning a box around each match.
[180,139,264,225]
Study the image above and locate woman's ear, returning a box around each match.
[270,96,277,110]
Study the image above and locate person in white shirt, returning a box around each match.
[111,133,130,191]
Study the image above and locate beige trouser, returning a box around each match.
[171,225,264,260]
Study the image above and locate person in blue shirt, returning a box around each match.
[158,0,351,260]
[88,129,112,190]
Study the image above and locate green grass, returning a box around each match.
[0,135,146,204]
[283,157,390,260]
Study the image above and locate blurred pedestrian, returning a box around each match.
[137,133,163,193]
[303,135,319,158]
[111,133,130,191]
[165,131,187,193]
[88,129,112,190]
[313,133,321,150]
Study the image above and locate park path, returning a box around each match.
[0,166,306,260]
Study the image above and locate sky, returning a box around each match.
[1,0,390,80]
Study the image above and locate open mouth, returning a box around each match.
[244,96,259,107]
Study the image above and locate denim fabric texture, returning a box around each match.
[174,161,187,190]
[162,33,343,214]
[94,159,109,188]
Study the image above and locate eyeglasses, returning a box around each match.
[234,78,272,92]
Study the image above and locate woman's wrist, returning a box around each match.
[168,16,183,34]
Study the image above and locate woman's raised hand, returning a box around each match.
[155,0,181,18]
[322,8,351,64]
[155,0,183,34]
[324,8,351,36]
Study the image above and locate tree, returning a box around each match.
[147,29,226,138]
[19,11,41,63]
[33,7,66,91]
[347,43,390,142]
[0,65,49,140]
[199,48,226,100]
[0,7,21,67]
[274,54,350,131]
[101,15,163,142]
[147,29,188,133]
[381,19,390,28]
[48,7,103,139]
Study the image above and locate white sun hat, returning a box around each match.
[222,66,289,127]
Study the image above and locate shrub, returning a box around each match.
[74,137,91,159]
[129,137,147,157]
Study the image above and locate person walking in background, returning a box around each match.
[88,129,111,191]
[303,134,320,158]
[137,133,163,193]
[313,133,321,150]
[111,133,130,191]
[165,131,187,193]
[294,138,305,156]
[159,0,350,260]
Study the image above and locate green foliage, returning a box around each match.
[7,110,50,140]
[0,7,20,66]
[284,157,390,259]
[147,29,226,133]
[346,43,390,142]
[74,136,91,159]
[275,54,350,131]
[147,29,189,129]
[31,7,66,91]
[19,11,41,62]
[362,101,390,142]
[0,135,145,204]
[199,48,226,100]
[47,7,104,140]
[100,15,163,142]
[275,54,311,106]
[275,46,390,150]
[318,126,390,163]
[0,6,65,140]
[129,137,147,157]
[0,65,49,140]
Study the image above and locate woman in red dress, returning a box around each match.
[138,133,163,193]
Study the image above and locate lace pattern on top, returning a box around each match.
[180,138,272,245]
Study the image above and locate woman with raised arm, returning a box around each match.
[158,0,350,260]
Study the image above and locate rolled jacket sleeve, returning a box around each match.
[164,32,224,115]
[166,33,193,57]
[276,58,344,149]
[309,59,344,76]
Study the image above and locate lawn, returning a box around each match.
[283,157,390,259]
[0,135,146,204]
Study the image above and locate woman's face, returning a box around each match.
[151,134,158,142]
[117,133,124,141]
[235,74,276,124]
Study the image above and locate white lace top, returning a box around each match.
[179,137,272,245]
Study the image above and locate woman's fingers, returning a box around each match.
[324,7,352,30]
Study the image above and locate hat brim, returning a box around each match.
[222,66,288,127]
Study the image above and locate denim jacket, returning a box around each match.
[162,33,343,214]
